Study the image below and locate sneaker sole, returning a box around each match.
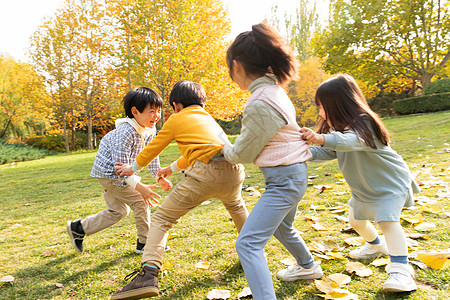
[66,221,82,253]
[277,271,323,282]
[110,287,159,300]
[383,283,417,293]
[349,253,387,260]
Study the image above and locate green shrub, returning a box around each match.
[26,134,65,152]
[216,116,242,135]
[0,139,49,164]
[424,78,450,95]
[392,92,450,115]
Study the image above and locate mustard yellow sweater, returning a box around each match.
[136,106,228,170]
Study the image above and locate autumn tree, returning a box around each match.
[0,54,50,140]
[270,0,326,125]
[107,0,244,124]
[313,0,450,93]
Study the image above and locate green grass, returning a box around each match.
[0,111,449,300]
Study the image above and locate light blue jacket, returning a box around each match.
[310,129,419,203]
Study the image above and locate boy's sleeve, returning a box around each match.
[136,122,174,168]
[175,156,190,170]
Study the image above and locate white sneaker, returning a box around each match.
[383,263,417,292]
[349,236,388,259]
[277,261,323,281]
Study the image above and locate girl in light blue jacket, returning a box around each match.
[301,74,419,293]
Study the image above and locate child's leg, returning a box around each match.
[127,197,150,244]
[216,163,248,232]
[378,221,408,261]
[378,221,416,292]
[141,166,209,269]
[81,178,131,235]
[349,207,379,242]
[273,204,314,268]
[236,163,311,300]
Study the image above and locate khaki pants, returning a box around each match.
[81,178,150,244]
[141,160,248,268]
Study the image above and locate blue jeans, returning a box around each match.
[236,163,313,300]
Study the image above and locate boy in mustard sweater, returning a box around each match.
[111,80,249,300]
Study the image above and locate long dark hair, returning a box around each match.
[226,23,298,86]
[315,74,390,148]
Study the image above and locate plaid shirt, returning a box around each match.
[90,122,160,186]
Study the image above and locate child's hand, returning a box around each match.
[115,162,134,176]
[135,183,161,207]
[300,127,325,145]
[157,166,173,178]
[158,177,173,191]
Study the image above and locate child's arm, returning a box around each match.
[223,101,286,163]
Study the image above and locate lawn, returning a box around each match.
[0,111,449,300]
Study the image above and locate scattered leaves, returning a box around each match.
[281,257,296,266]
[416,250,450,269]
[206,289,230,299]
[0,275,14,282]
[42,250,55,257]
[195,259,210,269]
[370,258,390,267]
[414,222,436,232]
[344,237,365,246]
[324,288,359,299]
[346,262,373,277]
[237,287,252,299]
[400,213,425,224]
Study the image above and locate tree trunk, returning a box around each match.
[420,73,434,93]
[63,115,70,153]
[88,113,93,150]
[71,123,76,151]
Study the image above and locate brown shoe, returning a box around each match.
[111,265,159,300]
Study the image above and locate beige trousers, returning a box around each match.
[141,160,248,268]
[81,178,150,243]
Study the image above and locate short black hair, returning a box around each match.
[169,81,206,109]
[123,87,163,118]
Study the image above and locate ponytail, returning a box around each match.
[226,23,298,86]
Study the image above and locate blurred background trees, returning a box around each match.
[0,0,448,153]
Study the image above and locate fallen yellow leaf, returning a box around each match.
[0,275,14,282]
[315,166,323,171]
[167,233,178,240]
[416,250,450,269]
[344,237,365,246]
[195,259,211,269]
[206,289,230,299]
[326,252,348,260]
[237,287,252,299]
[312,222,328,231]
[324,288,359,299]
[311,204,328,211]
[421,205,441,213]
[414,222,436,232]
[315,279,339,293]
[346,261,373,277]
[328,273,351,286]
[370,258,390,267]
[280,257,296,266]
[400,213,425,224]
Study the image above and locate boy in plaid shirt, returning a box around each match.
[66,87,171,254]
